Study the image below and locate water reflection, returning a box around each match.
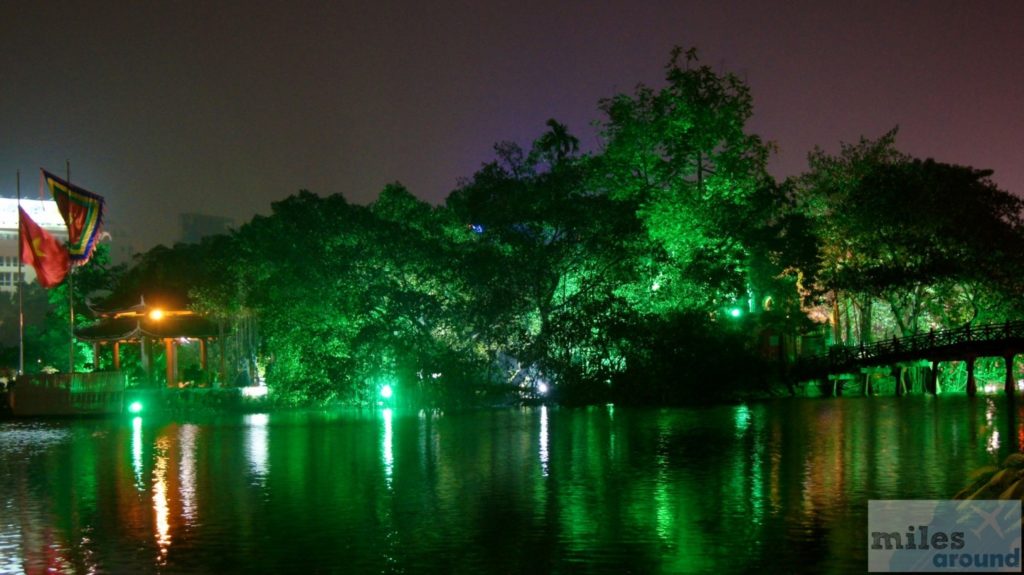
[153,436,172,563]
[245,413,270,482]
[731,403,765,528]
[538,405,549,477]
[131,416,144,490]
[178,424,198,523]
[382,408,394,488]
[1,398,1021,573]
[986,399,1002,454]
[607,404,617,459]
[734,403,752,436]
[652,411,671,543]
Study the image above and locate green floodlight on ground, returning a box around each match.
[380,384,393,399]
[128,401,144,414]
[728,307,743,318]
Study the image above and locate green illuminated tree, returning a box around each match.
[229,191,371,401]
[20,243,123,372]
[101,48,1024,406]
[362,183,489,404]
[594,47,773,316]
[447,120,639,400]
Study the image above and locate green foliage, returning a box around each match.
[793,130,1024,341]
[12,243,121,373]
[448,119,645,400]
[86,47,1024,408]
[594,47,772,315]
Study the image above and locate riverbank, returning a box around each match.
[126,387,273,414]
[0,387,273,420]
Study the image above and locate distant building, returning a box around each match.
[0,198,68,294]
[179,213,233,244]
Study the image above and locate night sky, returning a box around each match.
[2,1,1021,252]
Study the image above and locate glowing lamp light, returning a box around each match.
[128,401,144,414]
[728,308,742,318]
[149,309,165,321]
[381,384,393,399]
[537,382,549,395]
[241,386,268,398]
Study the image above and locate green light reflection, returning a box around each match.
[383,408,394,488]
[131,416,144,491]
[734,404,751,437]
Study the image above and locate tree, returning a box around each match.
[447,120,639,400]
[20,243,123,372]
[794,130,1024,341]
[594,47,773,316]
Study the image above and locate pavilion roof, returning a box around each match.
[88,294,190,318]
[75,314,220,342]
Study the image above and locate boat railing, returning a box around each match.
[9,371,127,416]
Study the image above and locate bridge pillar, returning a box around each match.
[966,357,977,397]
[1005,354,1016,397]
[927,361,938,395]
[893,366,904,397]
[165,338,177,389]
[864,373,873,396]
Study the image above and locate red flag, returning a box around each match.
[19,207,70,288]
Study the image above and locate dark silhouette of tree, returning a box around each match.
[794,130,1024,341]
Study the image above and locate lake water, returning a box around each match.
[1,397,1020,573]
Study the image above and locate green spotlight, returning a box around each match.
[728,307,742,318]
[128,401,144,414]
[380,384,393,399]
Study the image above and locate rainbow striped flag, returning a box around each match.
[42,169,105,264]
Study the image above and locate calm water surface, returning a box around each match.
[1,397,1021,574]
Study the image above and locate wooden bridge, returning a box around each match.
[794,320,1024,397]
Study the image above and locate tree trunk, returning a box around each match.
[843,295,853,344]
[860,298,874,344]
[831,292,842,345]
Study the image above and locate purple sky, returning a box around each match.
[2,1,1021,251]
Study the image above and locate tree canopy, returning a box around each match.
[23,48,1020,406]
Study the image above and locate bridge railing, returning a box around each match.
[802,320,1024,373]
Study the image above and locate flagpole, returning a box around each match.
[17,170,24,375]
[66,160,75,375]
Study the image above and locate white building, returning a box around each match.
[0,198,69,293]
